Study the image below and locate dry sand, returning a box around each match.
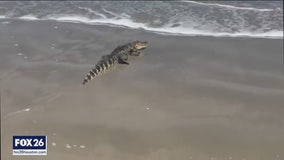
[1,20,284,160]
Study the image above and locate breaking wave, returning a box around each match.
[0,1,282,39]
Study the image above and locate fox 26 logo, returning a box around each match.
[13,136,47,155]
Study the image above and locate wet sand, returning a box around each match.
[1,20,284,160]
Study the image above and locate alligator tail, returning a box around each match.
[82,57,116,85]
[82,66,100,85]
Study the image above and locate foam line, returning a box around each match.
[1,15,283,39]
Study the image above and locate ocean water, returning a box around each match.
[0,1,283,38]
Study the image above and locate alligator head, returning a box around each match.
[132,41,148,50]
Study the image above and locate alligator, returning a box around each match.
[82,41,148,85]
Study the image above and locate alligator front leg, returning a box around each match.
[131,51,144,56]
[118,57,130,65]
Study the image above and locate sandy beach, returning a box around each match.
[1,20,284,160]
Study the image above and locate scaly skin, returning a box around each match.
[82,41,148,85]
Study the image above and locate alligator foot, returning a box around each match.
[131,51,144,56]
[121,61,130,65]
[137,52,145,56]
